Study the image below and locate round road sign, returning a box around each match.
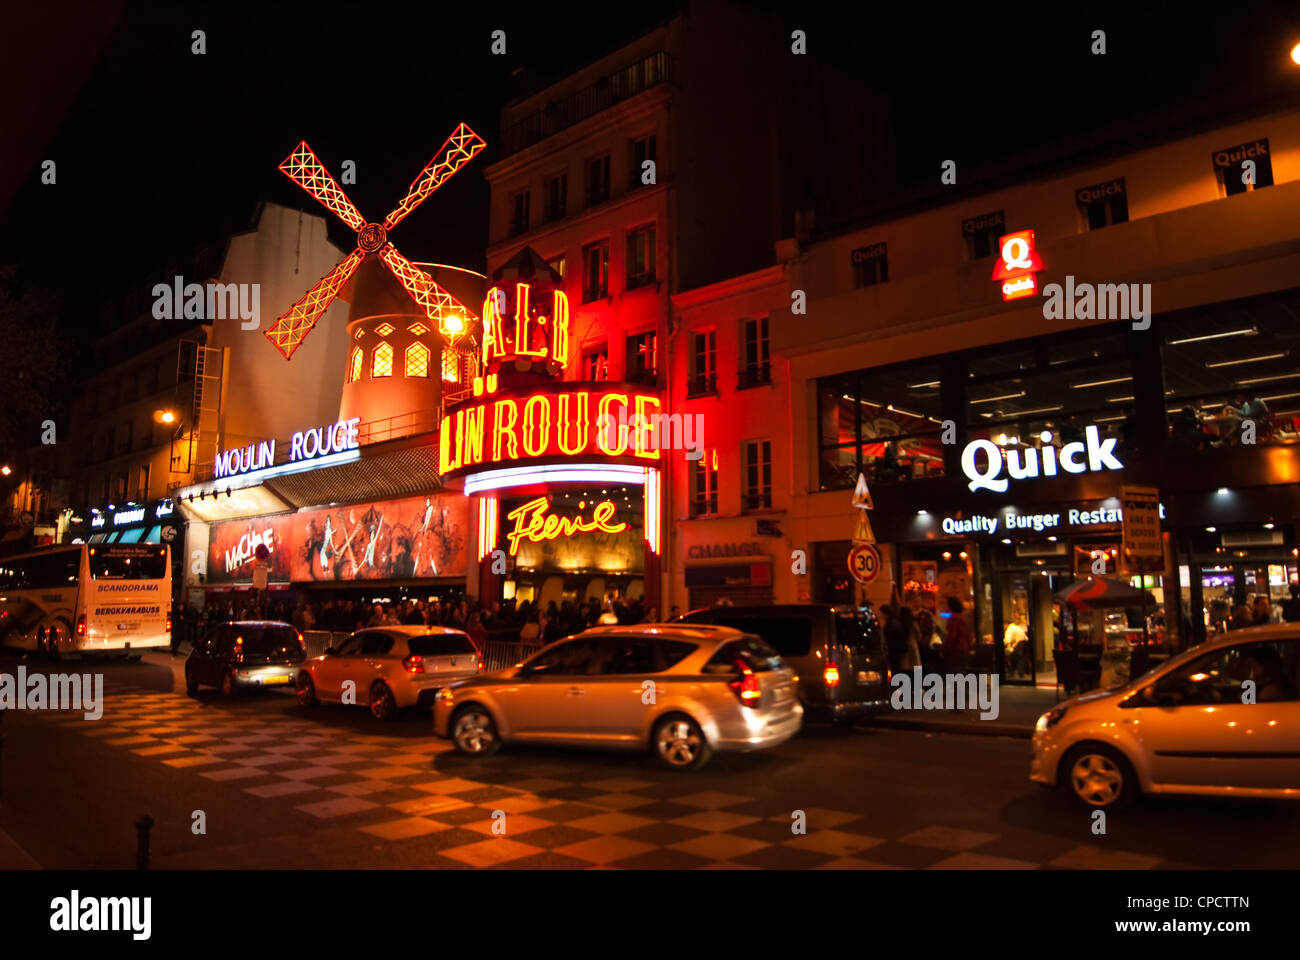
[847,543,881,584]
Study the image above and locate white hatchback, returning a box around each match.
[1032,624,1300,809]
[297,626,483,721]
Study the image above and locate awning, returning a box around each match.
[264,442,445,510]
[1054,577,1155,610]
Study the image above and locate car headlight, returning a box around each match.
[1035,705,1068,732]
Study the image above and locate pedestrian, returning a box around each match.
[466,611,488,648]
[1282,584,1300,623]
[1228,604,1253,631]
[669,605,681,621]
[897,606,921,671]
[519,613,540,643]
[881,603,905,674]
[943,597,973,674]
[366,603,385,627]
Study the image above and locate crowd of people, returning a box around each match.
[1213,583,1300,632]
[170,592,672,653]
[876,594,975,676]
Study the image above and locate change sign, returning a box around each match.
[1120,485,1162,571]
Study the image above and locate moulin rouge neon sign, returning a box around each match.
[504,496,629,556]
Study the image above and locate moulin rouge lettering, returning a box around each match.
[504,496,629,556]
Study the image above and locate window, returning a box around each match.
[408,633,477,656]
[509,190,530,237]
[334,635,364,656]
[407,322,429,335]
[372,342,393,378]
[120,420,133,453]
[817,360,947,490]
[581,344,609,381]
[600,637,660,675]
[585,155,610,207]
[526,638,600,675]
[442,350,460,383]
[743,439,772,511]
[851,242,888,287]
[687,329,717,397]
[629,134,656,190]
[374,322,395,336]
[1075,178,1128,230]
[739,317,770,388]
[1156,640,1298,704]
[544,174,567,223]
[546,254,566,282]
[626,331,657,383]
[582,240,609,302]
[348,347,363,383]
[138,464,150,500]
[626,225,656,288]
[705,637,783,673]
[1213,138,1273,197]
[691,447,719,517]
[359,632,395,656]
[962,210,1005,260]
[405,342,430,378]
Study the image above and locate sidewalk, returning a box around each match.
[867,683,1061,739]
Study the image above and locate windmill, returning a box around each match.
[265,123,487,360]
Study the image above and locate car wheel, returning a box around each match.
[369,681,397,721]
[221,669,239,699]
[185,665,199,697]
[451,704,501,757]
[297,673,318,707]
[652,713,712,771]
[1063,743,1138,811]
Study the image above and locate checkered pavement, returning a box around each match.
[31,681,1182,869]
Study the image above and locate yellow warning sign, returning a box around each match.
[853,511,875,544]
[851,473,874,510]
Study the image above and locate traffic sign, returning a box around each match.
[847,543,881,584]
[853,511,875,544]
[851,473,874,510]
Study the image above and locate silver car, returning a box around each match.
[433,624,803,770]
[297,626,483,720]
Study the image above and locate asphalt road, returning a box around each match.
[1,651,1297,869]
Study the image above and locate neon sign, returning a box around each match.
[441,385,662,476]
[504,496,629,556]
[481,282,571,369]
[213,417,360,479]
[991,230,1045,301]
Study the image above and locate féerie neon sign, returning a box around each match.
[504,496,628,555]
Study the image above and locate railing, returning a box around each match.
[501,52,670,157]
[353,409,440,446]
[737,364,772,390]
[685,374,718,399]
[301,630,350,659]
[482,639,545,672]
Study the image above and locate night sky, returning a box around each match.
[2,0,1298,333]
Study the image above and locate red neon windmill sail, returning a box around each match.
[265,122,486,359]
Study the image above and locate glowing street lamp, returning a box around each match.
[0,465,11,476]
[153,409,178,425]
[1291,41,1300,66]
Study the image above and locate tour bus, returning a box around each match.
[0,543,172,659]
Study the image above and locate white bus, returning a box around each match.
[0,543,172,659]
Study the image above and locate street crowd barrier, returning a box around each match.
[482,640,545,672]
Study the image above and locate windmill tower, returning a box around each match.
[265,124,487,434]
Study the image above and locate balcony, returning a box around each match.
[501,52,670,158]
[737,363,772,390]
[685,374,718,399]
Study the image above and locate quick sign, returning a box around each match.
[961,426,1123,493]
[1074,178,1125,206]
[991,230,1045,301]
[1212,138,1268,170]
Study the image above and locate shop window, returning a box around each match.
[1162,293,1300,450]
[544,174,567,223]
[1213,138,1273,198]
[582,344,609,381]
[585,155,610,207]
[743,439,772,511]
[688,329,717,398]
[1075,178,1128,230]
[629,134,656,191]
[851,242,888,288]
[817,360,946,490]
[582,240,609,302]
[348,347,363,383]
[626,331,657,384]
[739,317,770,389]
[372,342,394,378]
[627,224,656,289]
[691,448,719,517]
[405,342,430,378]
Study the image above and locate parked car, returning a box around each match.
[677,603,889,724]
[297,626,483,721]
[185,621,305,697]
[1032,624,1300,809]
[433,624,802,770]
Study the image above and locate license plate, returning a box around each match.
[774,686,793,703]
[261,675,290,685]
[858,671,881,684]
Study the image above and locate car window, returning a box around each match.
[704,636,784,674]
[235,626,302,659]
[600,638,660,675]
[1158,640,1299,704]
[216,627,235,654]
[408,633,477,657]
[836,612,883,657]
[695,615,813,658]
[335,634,364,656]
[661,639,696,669]
[360,632,395,656]
[527,638,600,675]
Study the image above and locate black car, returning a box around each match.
[677,604,890,724]
[185,621,305,697]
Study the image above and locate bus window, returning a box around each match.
[89,545,167,581]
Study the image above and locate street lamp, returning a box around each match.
[153,409,178,425]
[1291,41,1300,66]
[0,466,10,477]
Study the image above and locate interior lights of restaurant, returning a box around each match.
[942,552,951,560]
[1205,352,1287,368]
[1166,326,1258,345]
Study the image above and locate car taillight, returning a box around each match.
[233,636,244,663]
[76,615,86,637]
[166,617,173,633]
[403,654,424,674]
[823,663,840,687]
[727,662,763,708]
[477,658,485,670]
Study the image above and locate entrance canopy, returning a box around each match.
[1054,576,1155,610]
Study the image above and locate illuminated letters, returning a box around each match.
[522,394,550,456]
[597,393,630,456]
[504,496,629,555]
[492,399,520,462]
[557,391,590,455]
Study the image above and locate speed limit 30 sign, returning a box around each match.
[847,543,881,584]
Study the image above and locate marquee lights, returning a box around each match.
[441,386,662,476]
[992,230,1045,302]
[504,496,629,556]
[462,463,649,496]
[482,282,571,369]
